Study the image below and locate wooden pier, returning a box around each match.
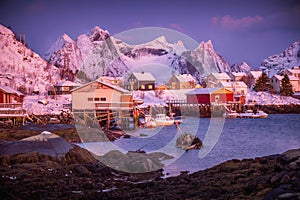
[0,103,28,126]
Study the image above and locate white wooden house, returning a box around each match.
[230,72,246,81]
[249,71,262,87]
[167,74,196,90]
[206,72,231,88]
[270,75,299,93]
[217,81,248,95]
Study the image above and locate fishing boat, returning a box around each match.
[154,114,174,126]
[223,110,239,118]
[237,110,268,118]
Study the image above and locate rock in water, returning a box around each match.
[0,131,73,156]
[176,133,203,150]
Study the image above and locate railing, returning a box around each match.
[0,103,23,109]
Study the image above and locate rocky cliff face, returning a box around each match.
[261,41,300,77]
[0,25,60,94]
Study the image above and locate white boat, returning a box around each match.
[154,114,174,126]
[144,114,156,128]
[237,110,268,118]
[223,111,239,118]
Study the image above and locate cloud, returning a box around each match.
[132,21,144,28]
[169,23,184,32]
[24,1,44,13]
[211,15,263,29]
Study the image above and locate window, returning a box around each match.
[100,97,106,101]
[141,85,145,90]
[148,85,153,90]
[94,98,100,101]
[88,98,93,101]
[215,95,220,102]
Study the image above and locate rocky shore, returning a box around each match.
[0,130,299,200]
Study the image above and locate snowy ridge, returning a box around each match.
[45,27,239,82]
[261,41,300,77]
[231,62,252,72]
[0,24,60,95]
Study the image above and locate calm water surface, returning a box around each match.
[80,114,300,176]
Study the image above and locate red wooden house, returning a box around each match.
[186,88,234,104]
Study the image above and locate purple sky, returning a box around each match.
[0,0,299,68]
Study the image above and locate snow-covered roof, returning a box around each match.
[211,72,231,80]
[173,74,196,82]
[0,84,24,96]
[186,88,218,95]
[218,81,232,88]
[218,81,248,88]
[132,72,155,81]
[71,80,130,93]
[232,72,246,77]
[272,75,299,81]
[287,68,300,74]
[249,71,262,79]
[98,76,123,81]
[55,80,80,87]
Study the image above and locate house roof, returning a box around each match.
[211,72,231,80]
[0,84,24,96]
[249,71,262,79]
[217,81,232,88]
[287,68,300,74]
[55,80,80,87]
[71,80,130,93]
[232,72,246,77]
[132,72,155,81]
[272,75,299,81]
[186,87,233,95]
[173,74,196,82]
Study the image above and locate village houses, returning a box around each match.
[217,81,248,95]
[270,75,300,93]
[248,71,262,87]
[125,72,155,91]
[167,74,196,90]
[206,72,231,88]
[230,72,247,82]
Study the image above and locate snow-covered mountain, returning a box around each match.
[0,24,60,95]
[260,41,300,77]
[45,27,235,82]
[230,61,252,73]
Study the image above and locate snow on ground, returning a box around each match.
[24,95,71,115]
[246,90,300,105]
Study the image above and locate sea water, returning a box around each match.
[79,114,300,177]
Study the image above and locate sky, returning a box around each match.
[0,0,300,68]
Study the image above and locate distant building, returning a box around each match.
[125,72,155,91]
[217,81,248,95]
[53,81,80,95]
[249,71,262,87]
[0,84,24,103]
[230,72,247,81]
[98,76,124,87]
[283,67,300,79]
[186,88,234,104]
[206,72,231,88]
[270,75,299,93]
[167,74,196,90]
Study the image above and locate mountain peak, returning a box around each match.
[196,40,214,51]
[89,26,110,42]
[154,35,167,43]
[61,34,74,43]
